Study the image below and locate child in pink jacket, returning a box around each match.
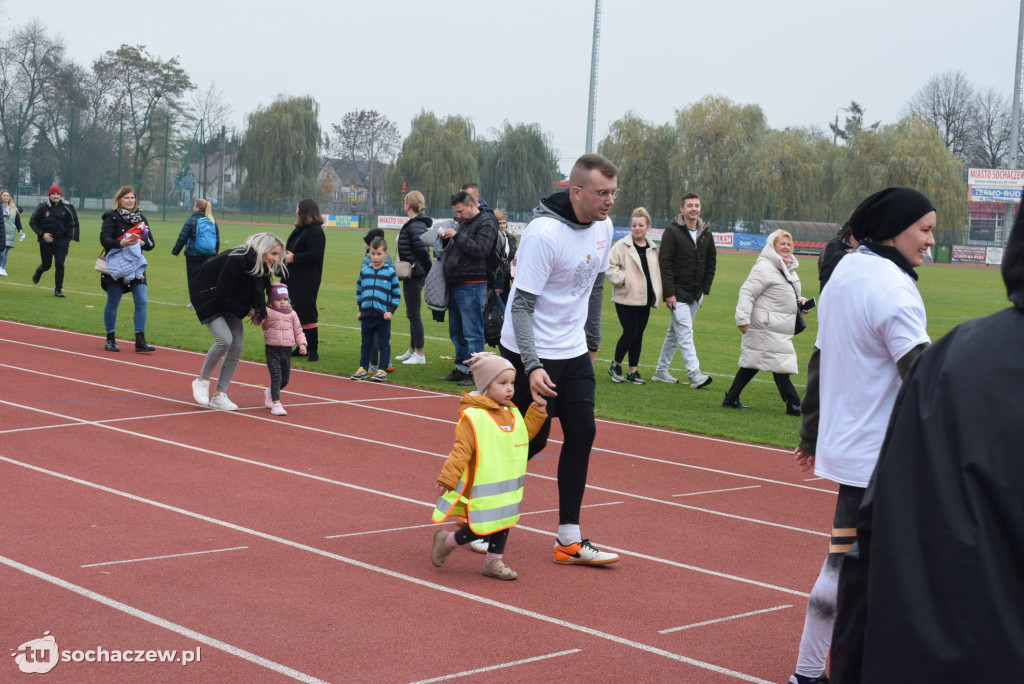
[262,283,306,416]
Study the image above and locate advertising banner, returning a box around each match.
[735,233,766,251]
[713,232,735,248]
[377,215,408,228]
[968,168,1024,187]
[951,245,987,264]
[324,214,360,228]
[970,187,1022,203]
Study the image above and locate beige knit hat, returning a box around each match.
[467,352,515,393]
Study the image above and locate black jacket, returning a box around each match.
[99,209,156,290]
[281,222,326,324]
[442,210,498,284]
[397,214,433,278]
[188,248,270,324]
[658,215,717,303]
[30,200,77,243]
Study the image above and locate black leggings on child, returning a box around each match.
[265,345,292,401]
[455,525,509,554]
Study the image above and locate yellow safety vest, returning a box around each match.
[432,406,528,535]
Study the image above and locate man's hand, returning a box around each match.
[794,446,815,472]
[529,367,558,402]
[665,295,677,311]
[43,232,53,243]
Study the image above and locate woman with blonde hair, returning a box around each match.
[100,185,156,352]
[172,198,220,280]
[606,207,662,384]
[189,232,285,410]
[395,190,433,364]
[0,188,25,276]
[723,229,807,414]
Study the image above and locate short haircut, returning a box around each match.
[450,190,473,207]
[404,190,426,214]
[363,228,384,246]
[682,192,700,204]
[631,207,652,226]
[295,198,323,227]
[1003,209,1024,307]
[460,183,479,193]
[494,209,507,223]
[369,236,388,251]
[112,185,137,210]
[569,153,618,187]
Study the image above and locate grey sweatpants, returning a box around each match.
[200,315,245,393]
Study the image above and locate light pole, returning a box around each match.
[833,107,850,145]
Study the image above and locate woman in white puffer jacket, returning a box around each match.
[723,229,808,414]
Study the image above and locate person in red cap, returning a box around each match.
[29,185,78,297]
[261,282,306,416]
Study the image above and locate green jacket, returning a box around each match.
[658,215,717,304]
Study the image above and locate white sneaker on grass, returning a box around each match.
[209,393,238,411]
[402,352,426,365]
[191,378,210,406]
[395,350,413,362]
[689,372,713,389]
[651,370,679,384]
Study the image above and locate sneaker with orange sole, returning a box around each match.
[553,538,620,565]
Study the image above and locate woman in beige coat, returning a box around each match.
[723,229,807,414]
[606,207,663,384]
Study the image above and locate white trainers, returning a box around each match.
[270,402,287,416]
[651,370,679,384]
[0,267,7,276]
[468,538,488,554]
[553,538,620,565]
[689,372,713,389]
[191,378,210,406]
[402,352,426,365]
[395,350,413,362]
[209,393,238,411]
[264,388,274,409]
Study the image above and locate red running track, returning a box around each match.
[0,320,836,683]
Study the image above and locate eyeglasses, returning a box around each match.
[579,187,619,200]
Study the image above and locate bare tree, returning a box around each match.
[331,109,400,207]
[905,70,978,159]
[967,88,1011,169]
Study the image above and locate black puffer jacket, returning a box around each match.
[188,248,270,324]
[29,200,76,243]
[441,210,498,284]
[99,209,156,291]
[397,214,433,278]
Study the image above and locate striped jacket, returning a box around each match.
[356,262,401,316]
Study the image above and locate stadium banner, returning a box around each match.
[951,245,987,264]
[969,186,1022,203]
[324,214,360,228]
[735,233,766,251]
[967,168,1024,188]
[377,215,408,228]
[986,247,1004,266]
[713,232,735,248]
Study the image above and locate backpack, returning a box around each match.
[194,217,217,256]
[483,293,504,347]
[488,230,509,285]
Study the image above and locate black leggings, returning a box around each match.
[37,240,69,289]
[613,303,652,368]
[725,367,801,406]
[499,346,597,526]
[265,345,292,401]
[454,526,509,554]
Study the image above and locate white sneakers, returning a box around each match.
[270,403,287,416]
[395,350,413,362]
[468,538,488,554]
[651,370,679,383]
[192,378,211,406]
[208,393,238,411]
[689,372,713,389]
[402,352,426,365]
[0,267,7,276]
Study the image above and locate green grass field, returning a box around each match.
[1,214,1010,448]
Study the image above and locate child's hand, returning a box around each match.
[383,311,393,321]
[299,344,307,355]
[436,483,452,497]
[356,312,362,321]
[531,396,548,411]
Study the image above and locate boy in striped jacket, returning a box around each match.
[354,236,401,382]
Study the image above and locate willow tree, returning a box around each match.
[599,112,675,218]
[738,127,831,221]
[479,122,559,212]
[670,95,768,221]
[237,95,322,210]
[389,111,477,210]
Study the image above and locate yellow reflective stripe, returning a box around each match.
[471,475,526,498]
[469,501,522,524]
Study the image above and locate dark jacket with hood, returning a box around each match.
[658,214,717,304]
[30,200,77,244]
[172,210,220,257]
[441,209,498,284]
[397,214,433,279]
[281,222,326,324]
[188,248,270,325]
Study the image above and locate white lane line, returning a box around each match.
[0,554,327,684]
[81,546,249,568]
[0,456,773,684]
[658,605,794,634]
[672,485,762,497]
[408,648,583,683]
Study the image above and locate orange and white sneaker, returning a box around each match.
[553,538,620,565]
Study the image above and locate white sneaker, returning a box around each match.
[270,403,287,416]
[689,372,713,389]
[264,388,274,409]
[402,352,426,365]
[191,378,210,406]
[209,393,238,411]
[468,538,488,554]
[651,370,679,383]
[395,350,413,362]
[553,538,620,565]
[0,268,7,276]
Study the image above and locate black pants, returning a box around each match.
[613,303,652,367]
[38,240,69,289]
[499,345,596,526]
[454,525,509,554]
[725,367,801,407]
[265,345,292,401]
[402,275,425,350]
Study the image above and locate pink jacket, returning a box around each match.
[262,307,307,348]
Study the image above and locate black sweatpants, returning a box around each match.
[613,303,653,368]
[499,345,596,526]
[37,240,69,289]
[265,345,292,401]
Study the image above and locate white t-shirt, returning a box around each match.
[500,215,614,359]
[814,248,930,487]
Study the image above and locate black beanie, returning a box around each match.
[848,187,935,242]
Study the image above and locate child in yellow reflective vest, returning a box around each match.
[431,352,547,580]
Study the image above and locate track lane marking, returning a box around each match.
[81,546,249,568]
[408,648,583,683]
[672,485,763,497]
[658,605,794,634]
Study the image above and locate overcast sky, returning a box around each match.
[9,0,1023,176]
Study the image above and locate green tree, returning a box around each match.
[390,111,476,210]
[739,127,831,221]
[598,112,675,218]
[236,95,322,210]
[830,100,879,145]
[670,95,769,221]
[93,44,194,191]
[480,122,559,213]
[330,109,400,207]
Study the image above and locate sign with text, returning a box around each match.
[376,215,408,228]
[968,168,1024,187]
[713,232,734,248]
[324,214,359,228]
[970,186,1022,203]
[951,245,987,263]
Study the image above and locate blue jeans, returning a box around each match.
[448,282,486,373]
[104,281,148,333]
[360,315,391,369]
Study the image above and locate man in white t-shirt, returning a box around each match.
[788,187,936,684]
[498,153,620,566]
